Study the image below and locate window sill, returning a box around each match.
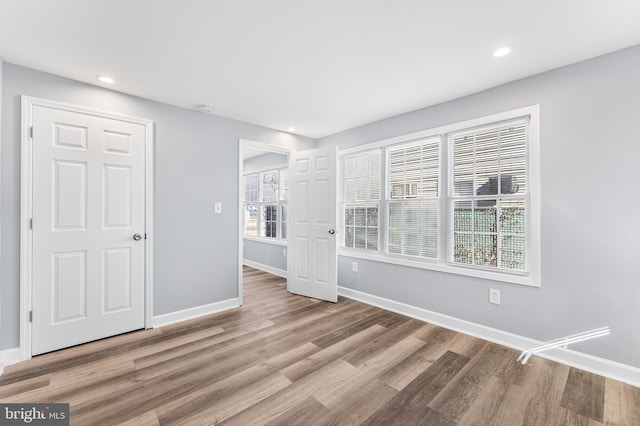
[243,235,287,246]
[338,248,539,287]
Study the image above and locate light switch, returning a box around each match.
[214,202,222,214]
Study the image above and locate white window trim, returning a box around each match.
[338,105,540,287]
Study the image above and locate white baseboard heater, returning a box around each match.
[517,326,610,365]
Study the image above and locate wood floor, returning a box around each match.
[1,267,639,425]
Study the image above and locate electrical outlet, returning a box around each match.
[352,262,358,273]
[214,202,222,214]
[489,288,501,305]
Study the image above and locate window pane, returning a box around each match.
[344,227,354,247]
[280,169,288,201]
[244,204,258,236]
[499,199,526,235]
[387,200,438,259]
[388,229,401,254]
[354,207,366,226]
[366,228,378,250]
[354,227,366,249]
[474,206,496,233]
[389,138,439,199]
[343,202,378,250]
[453,233,473,265]
[367,206,378,227]
[453,200,472,232]
[474,234,497,267]
[261,170,279,202]
[501,235,525,270]
[344,207,354,226]
[452,136,475,196]
[244,174,259,202]
[343,151,380,203]
[261,205,278,238]
[344,180,357,202]
[344,156,357,179]
[452,121,528,198]
[499,124,528,194]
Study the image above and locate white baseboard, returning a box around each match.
[338,286,640,388]
[1,300,241,375]
[152,298,240,328]
[0,348,21,376]
[243,260,287,278]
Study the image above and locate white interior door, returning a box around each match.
[31,105,146,355]
[287,147,337,302]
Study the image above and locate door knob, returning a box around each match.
[328,229,336,235]
[133,233,142,241]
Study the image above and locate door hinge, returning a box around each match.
[29,218,33,230]
[29,126,34,139]
[144,233,147,240]
[29,311,33,323]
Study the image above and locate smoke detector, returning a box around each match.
[195,104,212,113]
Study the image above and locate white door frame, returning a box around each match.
[19,96,154,361]
[237,139,291,305]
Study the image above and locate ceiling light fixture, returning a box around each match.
[493,46,511,58]
[97,75,115,84]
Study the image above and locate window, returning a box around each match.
[243,174,259,236]
[342,151,380,250]
[243,168,288,240]
[280,169,288,238]
[448,118,529,272]
[339,106,539,285]
[387,138,440,258]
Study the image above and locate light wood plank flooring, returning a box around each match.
[1,267,639,425]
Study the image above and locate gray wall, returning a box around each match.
[243,239,287,272]
[0,64,315,350]
[243,152,288,174]
[318,45,640,368]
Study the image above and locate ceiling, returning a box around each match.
[1,1,640,139]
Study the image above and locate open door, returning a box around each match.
[287,147,337,302]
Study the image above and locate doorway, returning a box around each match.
[237,140,290,304]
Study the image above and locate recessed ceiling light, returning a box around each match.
[288,128,296,133]
[493,46,511,58]
[97,75,115,84]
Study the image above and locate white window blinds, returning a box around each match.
[387,137,440,258]
[342,151,381,250]
[448,118,529,271]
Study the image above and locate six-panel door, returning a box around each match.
[31,106,146,355]
[287,147,337,302]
